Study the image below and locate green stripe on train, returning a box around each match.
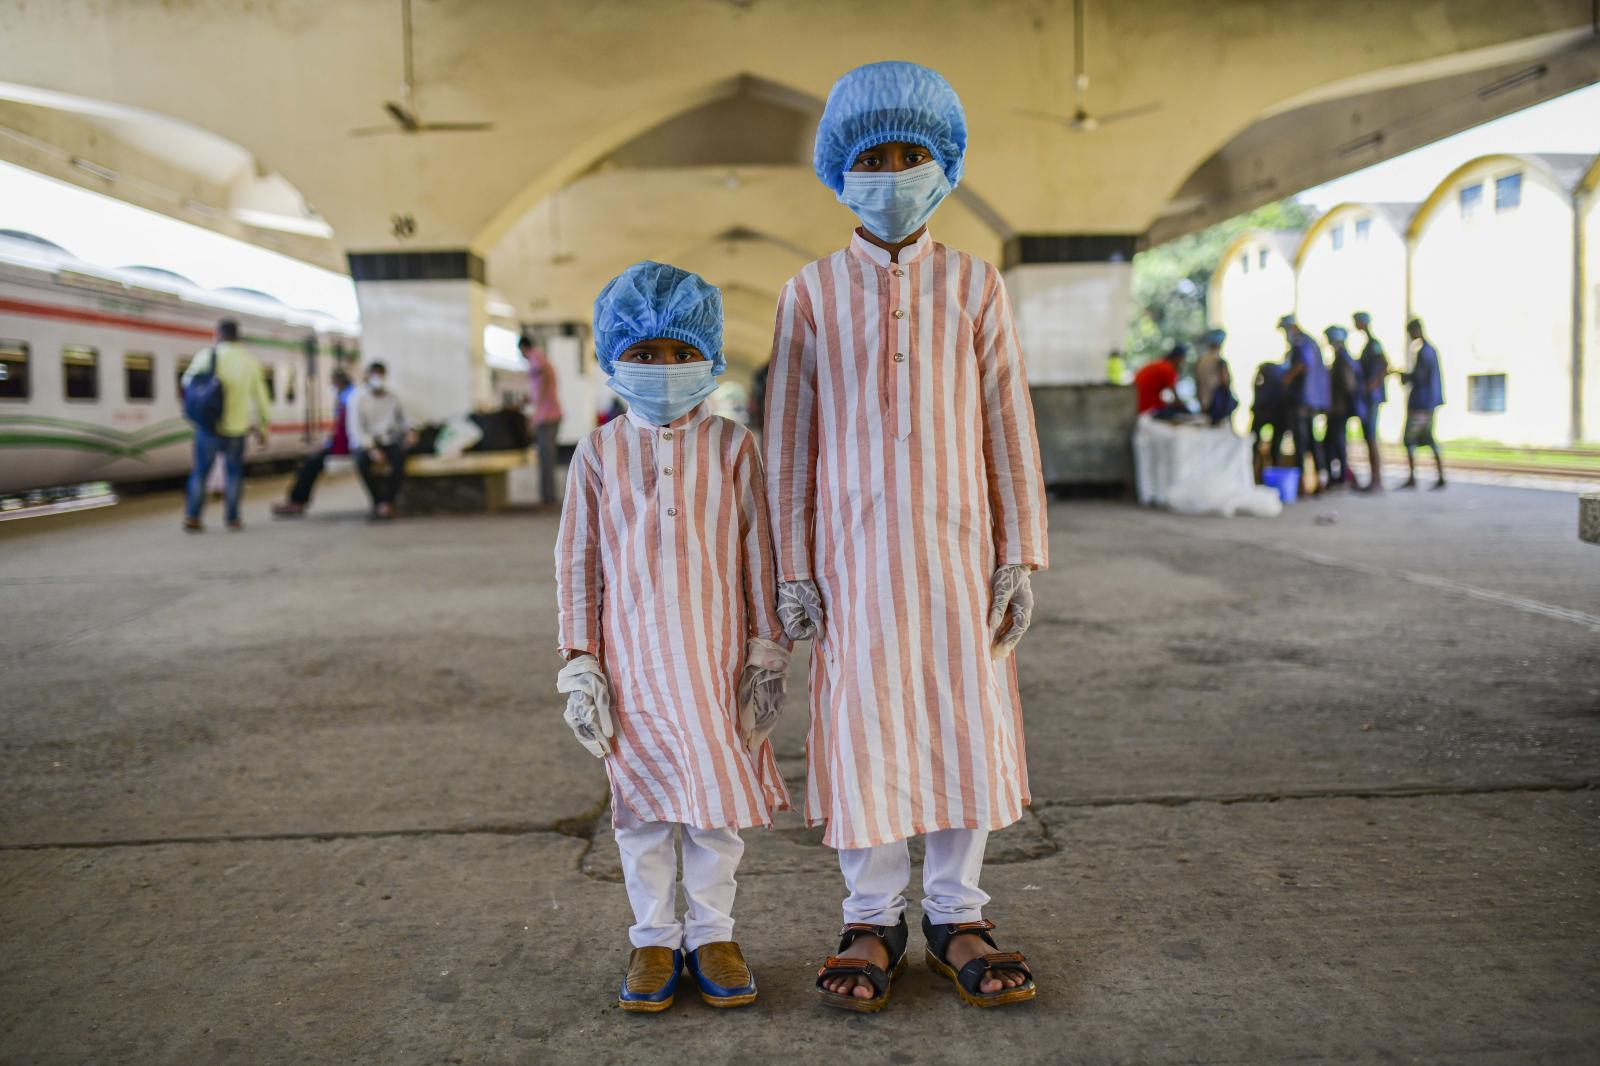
[0,415,190,443]
[0,429,193,456]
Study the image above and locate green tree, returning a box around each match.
[1124,199,1319,367]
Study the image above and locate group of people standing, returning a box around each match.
[179,318,417,530]
[554,61,1045,1016]
[1254,313,1446,493]
[1130,310,1448,496]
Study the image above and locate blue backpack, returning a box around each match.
[182,347,225,432]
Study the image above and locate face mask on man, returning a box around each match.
[368,375,387,392]
[838,160,952,243]
[608,362,717,426]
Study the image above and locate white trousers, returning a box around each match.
[839,828,989,926]
[613,804,744,951]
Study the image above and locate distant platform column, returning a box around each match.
[1002,235,1136,385]
[348,249,492,424]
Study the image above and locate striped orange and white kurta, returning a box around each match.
[556,403,791,831]
[764,230,1049,850]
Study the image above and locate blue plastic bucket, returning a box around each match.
[1262,466,1300,504]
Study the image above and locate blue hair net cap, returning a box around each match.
[813,61,967,194]
[1201,328,1226,346]
[593,261,725,377]
[1277,314,1297,330]
[1324,325,1348,342]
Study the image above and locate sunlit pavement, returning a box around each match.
[1,473,1596,1064]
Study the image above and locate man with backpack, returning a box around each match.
[181,319,271,532]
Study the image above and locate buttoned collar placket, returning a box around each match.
[849,230,929,442]
[626,400,712,531]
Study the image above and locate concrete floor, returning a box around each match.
[1,472,1596,1065]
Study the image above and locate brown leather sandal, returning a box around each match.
[814,915,909,1013]
[922,917,1036,1008]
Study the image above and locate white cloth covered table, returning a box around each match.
[1133,416,1282,518]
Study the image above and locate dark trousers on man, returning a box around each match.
[533,419,560,505]
[1325,412,1355,485]
[1288,405,1326,482]
[286,446,329,506]
[1360,405,1384,488]
[356,442,408,510]
[186,429,246,523]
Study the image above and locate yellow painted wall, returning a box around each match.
[1409,158,1575,447]
[1210,231,1298,432]
[1296,205,1410,443]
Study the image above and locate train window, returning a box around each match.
[0,340,28,399]
[283,364,297,405]
[62,345,99,401]
[124,352,155,401]
[261,363,276,402]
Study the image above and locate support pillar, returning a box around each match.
[1002,235,1137,385]
[347,250,491,424]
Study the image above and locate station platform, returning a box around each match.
[1,474,1596,1064]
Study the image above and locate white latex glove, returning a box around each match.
[736,638,790,752]
[988,565,1035,660]
[776,580,824,642]
[556,654,614,758]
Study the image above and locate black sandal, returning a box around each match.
[814,915,909,1013]
[922,917,1036,1007]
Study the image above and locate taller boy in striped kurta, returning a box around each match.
[771,61,1048,1008]
[767,229,1047,850]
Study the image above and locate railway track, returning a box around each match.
[1442,460,1600,483]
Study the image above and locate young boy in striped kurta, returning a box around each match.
[555,262,792,1013]
[765,62,1048,1011]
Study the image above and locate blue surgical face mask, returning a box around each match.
[608,362,718,426]
[838,160,952,243]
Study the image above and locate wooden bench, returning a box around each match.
[397,450,528,515]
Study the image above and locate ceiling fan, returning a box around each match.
[1013,0,1161,133]
[350,0,494,137]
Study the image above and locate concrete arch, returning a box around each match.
[1149,27,1599,246]
[0,80,336,268]
[472,71,1013,254]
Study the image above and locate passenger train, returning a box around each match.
[0,230,359,496]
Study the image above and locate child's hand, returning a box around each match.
[737,638,790,752]
[776,580,825,642]
[556,655,614,757]
[988,565,1034,660]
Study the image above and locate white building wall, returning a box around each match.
[1209,232,1297,430]
[1409,161,1574,447]
[1295,207,1410,443]
[353,278,491,424]
[1005,261,1134,385]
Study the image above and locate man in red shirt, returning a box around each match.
[1134,344,1188,415]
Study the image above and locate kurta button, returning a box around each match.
[893,268,905,277]
[662,431,673,440]
[666,507,678,517]
[893,352,906,363]
[663,467,673,476]
[892,309,905,319]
